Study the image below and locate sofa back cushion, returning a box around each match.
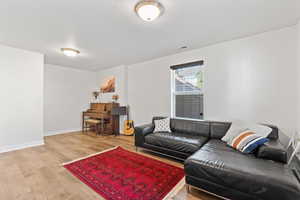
[256,140,289,163]
[170,118,210,137]
[152,117,279,140]
[260,123,279,140]
[210,122,231,139]
[210,121,279,140]
[152,116,168,124]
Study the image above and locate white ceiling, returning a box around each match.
[0,0,299,71]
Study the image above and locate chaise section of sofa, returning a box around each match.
[184,139,300,200]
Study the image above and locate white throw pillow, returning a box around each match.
[153,118,171,133]
[222,120,272,143]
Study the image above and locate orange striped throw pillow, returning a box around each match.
[228,130,269,153]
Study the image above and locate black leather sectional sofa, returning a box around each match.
[134,117,300,200]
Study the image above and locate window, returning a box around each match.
[171,61,204,120]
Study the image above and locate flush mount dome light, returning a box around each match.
[61,48,80,57]
[135,0,164,22]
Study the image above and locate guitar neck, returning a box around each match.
[127,106,130,120]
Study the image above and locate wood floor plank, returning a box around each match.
[0,132,219,200]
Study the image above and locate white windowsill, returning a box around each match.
[172,116,205,122]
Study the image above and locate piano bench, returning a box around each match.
[84,119,104,135]
[85,119,101,124]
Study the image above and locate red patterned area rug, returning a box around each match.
[63,146,185,200]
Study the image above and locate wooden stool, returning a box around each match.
[84,119,102,135]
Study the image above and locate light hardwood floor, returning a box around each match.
[0,132,219,200]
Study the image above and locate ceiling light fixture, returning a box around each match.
[61,48,80,57]
[135,0,164,22]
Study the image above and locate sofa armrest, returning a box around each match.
[134,123,154,147]
[256,140,288,163]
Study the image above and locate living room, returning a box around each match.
[0,1,300,200]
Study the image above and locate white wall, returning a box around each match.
[0,44,44,152]
[127,26,298,135]
[298,21,300,131]
[44,64,95,136]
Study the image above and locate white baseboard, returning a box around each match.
[0,140,44,154]
[44,128,81,136]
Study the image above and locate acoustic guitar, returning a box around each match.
[123,106,134,136]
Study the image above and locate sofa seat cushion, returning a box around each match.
[145,132,208,154]
[185,139,300,200]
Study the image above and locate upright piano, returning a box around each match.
[82,103,120,135]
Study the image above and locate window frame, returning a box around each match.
[170,61,204,121]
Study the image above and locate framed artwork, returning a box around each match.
[101,76,116,93]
